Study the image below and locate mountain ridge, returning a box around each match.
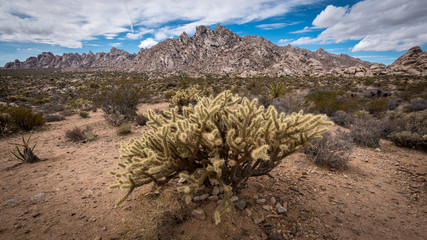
[3,25,425,77]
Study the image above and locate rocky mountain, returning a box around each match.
[3,25,423,77]
[389,46,427,75]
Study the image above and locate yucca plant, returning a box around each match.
[269,82,287,99]
[10,135,40,163]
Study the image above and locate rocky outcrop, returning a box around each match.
[5,25,423,77]
[388,46,427,75]
[4,48,135,69]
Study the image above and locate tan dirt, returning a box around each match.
[0,103,426,240]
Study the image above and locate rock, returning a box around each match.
[32,212,41,218]
[79,215,86,220]
[245,209,252,217]
[94,236,102,240]
[230,196,239,202]
[416,176,426,182]
[30,192,46,201]
[256,198,267,204]
[193,193,209,201]
[233,199,247,211]
[275,203,287,213]
[4,198,19,206]
[375,148,381,152]
[269,232,286,240]
[253,214,265,224]
[262,205,273,211]
[208,196,219,201]
[191,208,206,220]
[211,186,220,196]
[270,197,276,205]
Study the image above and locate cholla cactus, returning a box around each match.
[170,85,212,111]
[111,90,332,224]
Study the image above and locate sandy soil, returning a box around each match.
[0,103,426,240]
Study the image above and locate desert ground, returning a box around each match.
[0,102,425,240]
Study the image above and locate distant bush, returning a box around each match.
[1,106,45,131]
[95,77,144,126]
[0,112,12,135]
[350,116,389,148]
[305,130,354,169]
[45,114,65,122]
[65,126,96,142]
[403,99,427,112]
[170,85,212,111]
[388,131,427,151]
[79,111,89,118]
[305,90,359,115]
[331,111,352,128]
[271,91,307,114]
[163,90,176,100]
[116,123,132,136]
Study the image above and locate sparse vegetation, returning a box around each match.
[9,135,40,163]
[305,130,354,169]
[0,105,45,131]
[65,126,96,142]
[45,114,65,122]
[116,123,132,135]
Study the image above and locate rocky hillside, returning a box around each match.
[389,46,427,75]
[3,25,424,77]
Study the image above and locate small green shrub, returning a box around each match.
[305,130,354,169]
[79,111,89,118]
[116,123,132,136]
[305,90,359,115]
[269,82,286,99]
[3,106,45,131]
[403,99,427,112]
[331,111,352,128]
[45,114,65,122]
[111,91,332,224]
[388,131,427,151]
[65,126,96,142]
[0,112,12,135]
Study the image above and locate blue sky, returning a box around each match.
[1,0,426,66]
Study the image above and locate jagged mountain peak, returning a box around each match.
[4,24,423,76]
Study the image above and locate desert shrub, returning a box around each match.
[116,123,132,135]
[272,91,308,114]
[330,111,352,128]
[65,126,96,142]
[135,114,148,126]
[269,82,286,99]
[0,112,12,135]
[59,109,75,116]
[163,90,176,100]
[365,97,390,114]
[3,106,45,131]
[79,111,89,118]
[403,99,427,112]
[305,130,354,169]
[111,91,332,224]
[96,77,144,126]
[387,110,427,134]
[305,90,359,115]
[45,114,65,122]
[41,104,66,113]
[388,131,427,151]
[350,116,389,148]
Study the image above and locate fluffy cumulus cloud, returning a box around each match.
[0,0,316,49]
[138,38,158,49]
[291,0,427,51]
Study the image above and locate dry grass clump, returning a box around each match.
[65,126,96,142]
[116,123,132,136]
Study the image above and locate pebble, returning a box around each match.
[193,194,209,201]
[191,208,206,220]
[30,193,46,201]
[211,186,220,196]
[253,215,265,224]
[245,209,252,217]
[208,196,219,201]
[269,232,286,240]
[94,236,102,240]
[375,148,381,152]
[270,197,276,205]
[262,205,273,211]
[230,196,239,202]
[32,213,41,218]
[4,198,19,206]
[79,215,86,220]
[233,199,247,211]
[256,198,266,204]
[276,203,287,213]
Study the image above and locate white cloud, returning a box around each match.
[109,42,122,47]
[256,23,287,30]
[290,26,317,34]
[277,39,293,45]
[0,0,317,48]
[138,38,158,49]
[291,0,427,51]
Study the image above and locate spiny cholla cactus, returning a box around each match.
[170,85,212,111]
[111,90,332,224]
